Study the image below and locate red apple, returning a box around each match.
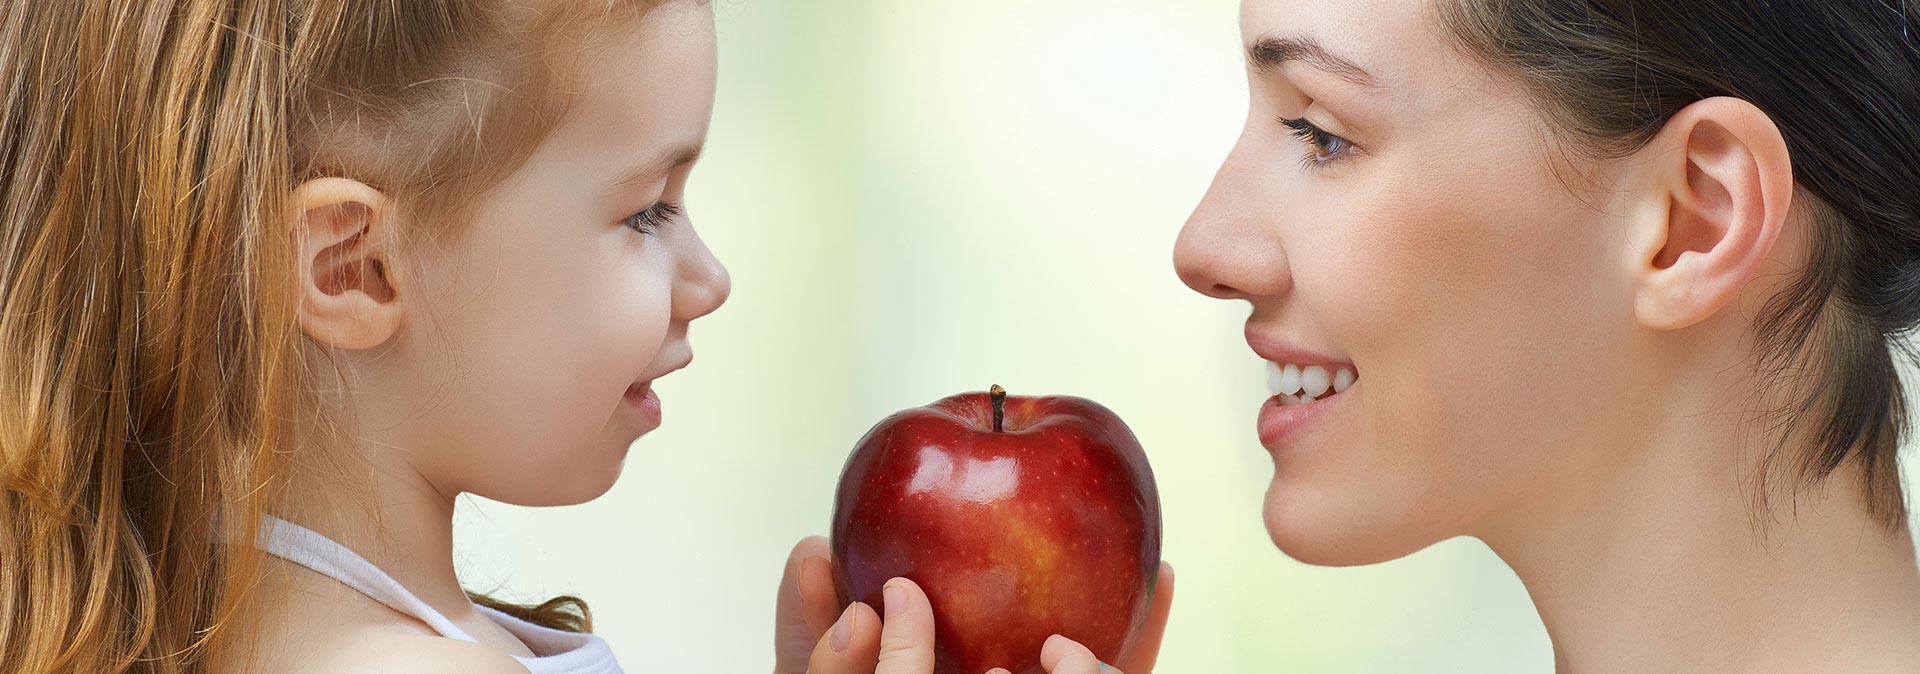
[830,385,1162,674]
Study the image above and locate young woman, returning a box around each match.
[1173,0,1920,671]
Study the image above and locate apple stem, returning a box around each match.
[990,384,1006,432]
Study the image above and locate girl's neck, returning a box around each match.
[1482,410,1920,674]
[272,442,474,622]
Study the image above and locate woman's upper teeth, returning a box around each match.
[1265,361,1357,398]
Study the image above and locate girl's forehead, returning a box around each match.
[537,3,716,175]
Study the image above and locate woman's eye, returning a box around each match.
[1279,117,1353,167]
[622,201,682,235]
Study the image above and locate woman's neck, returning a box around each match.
[1482,396,1920,674]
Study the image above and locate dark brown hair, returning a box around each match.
[1439,0,1919,528]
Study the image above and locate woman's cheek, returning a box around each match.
[1301,173,1527,506]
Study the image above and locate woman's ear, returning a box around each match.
[290,177,406,350]
[1626,96,1796,331]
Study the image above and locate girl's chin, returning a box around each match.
[505,470,624,507]
[479,450,629,507]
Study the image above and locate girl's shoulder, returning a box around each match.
[237,603,530,674]
[294,630,530,674]
[234,558,531,674]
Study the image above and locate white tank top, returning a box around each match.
[255,514,624,674]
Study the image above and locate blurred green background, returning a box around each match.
[451,1,1920,671]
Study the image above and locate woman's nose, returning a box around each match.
[1173,150,1291,301]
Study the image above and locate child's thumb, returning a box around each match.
[806,578,936,674]
[871,578,937,674]
[806,601,880,674]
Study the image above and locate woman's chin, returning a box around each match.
[1262,478,1442,567]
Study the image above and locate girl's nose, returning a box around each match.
[674,230,730,322]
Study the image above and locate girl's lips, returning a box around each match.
[624,381,662,430]
[622,352,688,432]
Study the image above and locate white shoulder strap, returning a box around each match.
[256,514,482,644]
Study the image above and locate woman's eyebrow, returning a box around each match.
[1246,34,1382,90]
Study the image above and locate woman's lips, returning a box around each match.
[1248,334,1358,448]
[1251,385,1344,449]
[1257,372,1353,448]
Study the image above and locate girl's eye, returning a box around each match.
[1278,117,1353,168]
[622,201,682,235]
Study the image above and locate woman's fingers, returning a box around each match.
[1040,635,1115,674]
[775,536,841,674]
[1116,561,1175,674]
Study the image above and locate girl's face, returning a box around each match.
[369,3,727,508]
[1175,0,1651,565]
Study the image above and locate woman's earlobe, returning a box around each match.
[1630,97,1795,332]
[290,177,406,350]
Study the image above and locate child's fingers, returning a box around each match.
[873,577,937,674]
[1039,635,1112,674]
[807,601,883,674]
[800,551,842,636]
[1116,561,1174,674]
[775,536,838,674]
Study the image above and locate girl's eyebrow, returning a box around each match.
[1246,34,1382,91]
[607,143,706,193]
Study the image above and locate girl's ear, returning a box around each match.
[1624,96,1796,331]
[290,177,406,350]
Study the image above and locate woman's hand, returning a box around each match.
[774,536,1177,674]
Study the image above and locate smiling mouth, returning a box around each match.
[1265,361,1357,406]
[625,380,654,400]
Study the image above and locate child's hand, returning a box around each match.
[773,536,937,674]
[1006,562,1176,674]
[774,536,843,673]
[774,537,1176,674]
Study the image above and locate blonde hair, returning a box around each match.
[0,1,664,672]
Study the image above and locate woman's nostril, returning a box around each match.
[1206,283,1247,301]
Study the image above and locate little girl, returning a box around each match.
[0,2,1166,673]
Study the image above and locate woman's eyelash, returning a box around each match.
[622,201,682,235]
[1278,116,1354,168]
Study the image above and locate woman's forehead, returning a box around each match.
[1237,0,1457,91]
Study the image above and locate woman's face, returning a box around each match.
[375,3,728,508]
[1174,0,1649,565]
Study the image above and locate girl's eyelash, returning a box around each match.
[622,201,682,235]
[1278,116,1355,169]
